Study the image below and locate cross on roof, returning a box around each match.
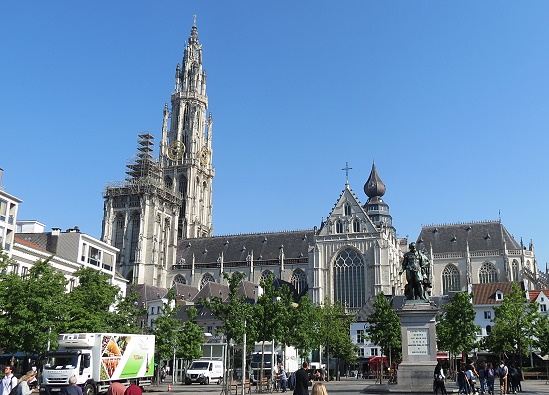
[342,162,352,184]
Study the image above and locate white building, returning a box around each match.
[13,221,126,294]
[0,168,22,258]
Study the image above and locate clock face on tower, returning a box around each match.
[167,141,185,161]
[200,146,210,166]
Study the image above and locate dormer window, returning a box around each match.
[495,290,503,301]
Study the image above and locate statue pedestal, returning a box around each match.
[395,300,439,393]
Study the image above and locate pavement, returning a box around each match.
[145,377,549,395]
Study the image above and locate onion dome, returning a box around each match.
[364,162,386,202]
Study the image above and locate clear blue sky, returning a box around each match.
[1,2,548,269]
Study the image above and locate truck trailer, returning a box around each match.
[40,333,155,395]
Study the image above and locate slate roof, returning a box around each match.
[471,281,524,305]
[417,221,521,254]
[176,230,315,265]
[173,283,199,302]
[16,231,83,261]
[14,236,48,252]
[132,283,169,305]
[194,281,230,302]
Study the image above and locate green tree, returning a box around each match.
[366,292,402,367]
[152,289,184,365]
[436,292,479,370]
[287,294,321,360]
[0,257,68,354]
[178,306,205,363]
[202,272,252,345]
[534,315,549,357]
[63,267,120,333]
[107,285,148,334]
[487,282,542,367]
[318,299,355,380]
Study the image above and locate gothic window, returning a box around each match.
[260,270,274,284]
[344,203,351,216]
[114,215,124,257]
[479,262,498,283]
[511,260,519,281]
[290,269,308,296]
[129,195,140,207]
[164,176,173,189]
[200,273,215,288]
[353,219,360,233]
[173,274,186,285]
[336,220,343,234]
[441,264,461,294]
[179,175,187,196]
[129,213,140,262]
[333,248,365,311]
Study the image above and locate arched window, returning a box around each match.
[479,262,498,283]
[333,248,365,311]
[164,176,173,189]
[486,325,492,335]
[344,203,352,216]
[290,269,308,296]
[200,273,215,288]
[336,220,344,234]
[260,270,274,284]
[441,264,461,294]
[511,260,519,281]
[179,175,187,196]
[173,274,186,285]
[353,219,360,233]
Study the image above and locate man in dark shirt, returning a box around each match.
[293,361,311,395]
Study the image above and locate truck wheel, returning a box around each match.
[84,384,95,395]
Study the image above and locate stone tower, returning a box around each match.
[102,22,214,286]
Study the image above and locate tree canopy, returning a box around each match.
[366,292,402,364]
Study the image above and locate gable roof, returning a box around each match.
[528,289,549,303]
[472,281,524,305]
[417,221,521,254]
[318,184,377,236]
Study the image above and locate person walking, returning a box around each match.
[293,361,311,395]
[64,376,82,395]
[17,371,38,395]
[2,366,18,395]
[311,382,328,395]
[496,361,508,395]
[277,365,288,393]
[486,363,495,395]
[433,362,448,395]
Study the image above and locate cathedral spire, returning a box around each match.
[364,162,386,203]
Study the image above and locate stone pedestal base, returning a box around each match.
[396,361,438,392]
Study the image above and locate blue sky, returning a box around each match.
[1,1,548,269]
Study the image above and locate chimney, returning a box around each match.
[52,228,61,236]
[0,168,3,185]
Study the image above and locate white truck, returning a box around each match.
[250,342,298,384]
[184,359,223,385]
[40,333,155,395]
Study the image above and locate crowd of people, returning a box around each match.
[1,365,143,395]
[438,359,523,395]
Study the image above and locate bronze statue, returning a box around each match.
[399,242,432,300]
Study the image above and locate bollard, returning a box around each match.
[167,384,172,392]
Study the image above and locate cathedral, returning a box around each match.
[101,22,545,309]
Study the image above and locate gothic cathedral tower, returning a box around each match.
[101,21,214,286]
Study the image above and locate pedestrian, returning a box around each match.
[277,365,288,393]
[17,371,38,395]
[107,382,126,395]
[433,361,447,395]
[124,384,141,395]
[311,382,328,395]
[508,364,519,394]
[2,365,18,395]
[293,361,311,395]
[457,366,470,395]
[64,376,82,395]
[486,363,495,395]
[478,362,487,395]
[496,361,508,395]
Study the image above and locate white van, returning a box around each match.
[184,359,224,385]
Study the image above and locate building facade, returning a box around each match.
[0,168,22,258]
[417,221,543,296]
[102,22,214,286]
